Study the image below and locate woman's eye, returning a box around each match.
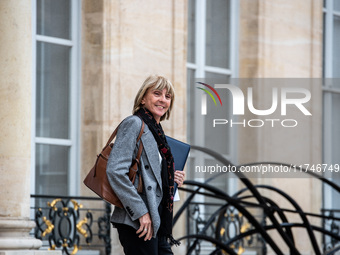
[166,95,171,99]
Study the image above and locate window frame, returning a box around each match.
[31,0,81,196]
[187,0,239,162]
[322,0,340,209]
[186,2,239,251]
[186,0,239,199]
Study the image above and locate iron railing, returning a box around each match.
[183,201,265,254]
[172,145,340,255]
[322,209,340,254]
[29,145,340,255]
[29,189,340,255]
[30,195,111,255]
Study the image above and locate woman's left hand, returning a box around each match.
[174,170,185,187]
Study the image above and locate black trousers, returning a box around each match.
[116,224,173,255]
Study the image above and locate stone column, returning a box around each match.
[0,1,60,254]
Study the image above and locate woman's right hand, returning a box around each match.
[136,212,153,241]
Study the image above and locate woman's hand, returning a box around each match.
[174,170,185,187]
[136,212,153,241]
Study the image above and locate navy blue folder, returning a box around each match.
[166,136,190,193]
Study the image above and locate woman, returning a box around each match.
[107,75,185,255]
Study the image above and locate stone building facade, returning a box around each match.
[0,0,338,254]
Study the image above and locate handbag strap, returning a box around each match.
[104,117,145,148]
[132,121,144,193]
[134,121,144,162]
[136,121,145,143]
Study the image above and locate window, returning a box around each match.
[186,1,239,252]
[31,0,81,196]
[187,0,239,186]
[323,0,340,209]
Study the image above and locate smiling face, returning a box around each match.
[141,87,172,123]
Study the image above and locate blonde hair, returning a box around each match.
[133,75,175,121]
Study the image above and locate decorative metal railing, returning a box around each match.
[172,145,340,255]
[30,195,111,255]
[183,201,265,254]
[322,209,340,254]
[29,146,340,255]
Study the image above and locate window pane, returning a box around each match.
[36,42,70,139]
[204,72,231,155]
[331,93,340,208]
[187,0,196,63]
[35,144,69,195]
[332,93,340,162]
[333,16,340,78]
[334,1,340,12]
[187,156,196,180]
[37,0,71,39]
[187,68,196,144]
[205,0,230,69]
[323,13,326,78]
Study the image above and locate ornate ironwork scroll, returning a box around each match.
[32,195,111,255]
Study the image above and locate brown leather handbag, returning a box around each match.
[83,120,145,208]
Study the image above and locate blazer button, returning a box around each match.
[145,165,149,169]
[147,186,152,191]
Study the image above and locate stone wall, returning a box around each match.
[239,0,323,254]
[80,1,187,254]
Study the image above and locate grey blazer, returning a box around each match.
[106,115,163,237]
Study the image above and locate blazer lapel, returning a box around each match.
[141,128,162,188]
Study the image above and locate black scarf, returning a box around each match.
[135,108,180,245]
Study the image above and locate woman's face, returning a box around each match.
[141,87,172,123]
